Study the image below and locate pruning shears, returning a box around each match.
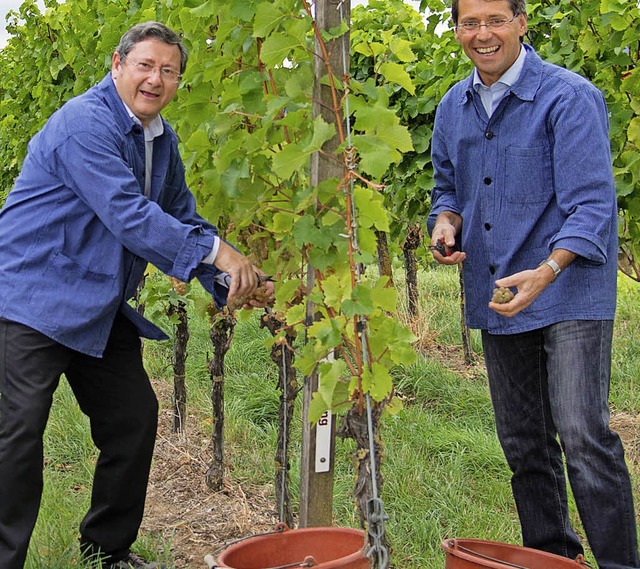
[217,272,275,288]
[429,238,458,257]
[256,273,276,284]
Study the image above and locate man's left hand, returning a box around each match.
[488,267,554,317]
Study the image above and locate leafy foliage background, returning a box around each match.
[0,0,638,407]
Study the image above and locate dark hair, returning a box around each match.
[451,0,526,24]
[115,21,188,74]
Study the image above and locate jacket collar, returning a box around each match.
[460,43,543,106]
[509,44,543,103]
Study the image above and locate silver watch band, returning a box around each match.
[538,258,561,281]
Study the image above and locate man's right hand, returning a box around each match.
[213,241,267,307]
[431,213,466,265]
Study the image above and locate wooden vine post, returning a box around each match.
[299,0,350,528]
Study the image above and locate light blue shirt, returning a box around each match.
[473,45,526,117]
[429,45,617,334]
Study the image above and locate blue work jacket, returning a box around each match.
[429,46,618,334]
[0,74,225,356]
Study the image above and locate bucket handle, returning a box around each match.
[447,540,593,569]
[264,556,319,569]
[203,523,290,568]
[221,522,290,550]
[448,541,529,569]
[204,553,318,569]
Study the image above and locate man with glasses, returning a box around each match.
[428,1,639,568]
[0,22,272,569]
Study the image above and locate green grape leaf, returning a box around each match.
[303,116,336,153]
[362,362,393,402]
[253,2,285,37]
[379,62,416,94]
[260,34,294,67]
[272,143,309,179]
[628,117,640,148]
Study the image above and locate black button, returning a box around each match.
[484,223,492,231]
[489,266,496,274]
[484,177,492,185]
[485,131,494,139]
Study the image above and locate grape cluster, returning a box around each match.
[227,283,274,311]
[491,287,514,304]
[169,276,187,296]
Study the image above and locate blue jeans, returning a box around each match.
[482,321,639,569]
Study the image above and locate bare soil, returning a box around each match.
[142,378,278,569]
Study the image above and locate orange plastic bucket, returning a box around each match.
[442,538,590,569]
[215,524,370,569]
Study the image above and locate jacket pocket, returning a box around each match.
[27,251,118,329]
[504,145,553,205]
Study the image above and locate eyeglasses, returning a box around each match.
[455,13,520,34]
[122,56,182,84]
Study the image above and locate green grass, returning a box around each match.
[611,276,640,411]
[27,267,640,568]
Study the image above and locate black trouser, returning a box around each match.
[0,314,159,568]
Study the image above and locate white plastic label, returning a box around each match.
[315,410,332,473]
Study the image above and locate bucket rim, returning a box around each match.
[441,538,589,569]
[216,524,369,569]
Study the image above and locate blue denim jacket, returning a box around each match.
[0,74,226,356]
[429,45,618,334]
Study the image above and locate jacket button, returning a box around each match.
[484,223,492,231]
[484,177,492,185]
[489,265,496,274]
[485,131,494,139]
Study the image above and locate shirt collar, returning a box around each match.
[111,76,164,141]
[473,44,527,90]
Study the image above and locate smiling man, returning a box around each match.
[112,36,183,127]
[453,0,526,86]
[0,22,272,569]
[427,1,639,568]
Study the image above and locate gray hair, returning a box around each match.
[115,21,188,74]
[451,0,526,24]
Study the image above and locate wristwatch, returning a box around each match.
[538,258,561,281]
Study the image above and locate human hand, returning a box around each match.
[430,224,466,265]
[214,241,274,310]
[213,241,257,304]
[227,277,275,311]
[488,266,554,317]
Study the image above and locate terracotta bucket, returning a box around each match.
[214,524,370,569]
[442,538,590,569]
